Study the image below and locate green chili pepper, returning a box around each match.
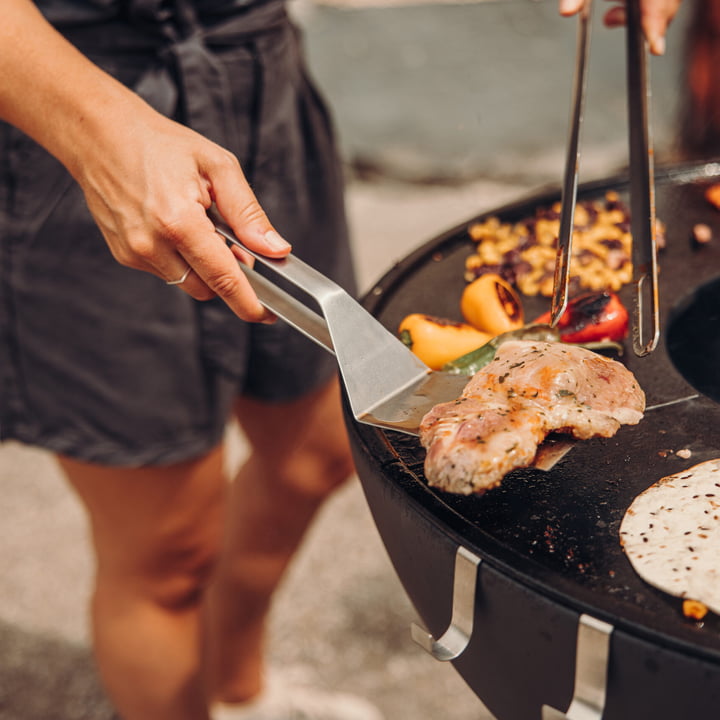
[442,324,561,376]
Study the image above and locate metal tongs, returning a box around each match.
[551,0,660,356]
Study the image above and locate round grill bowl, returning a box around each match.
[346,161,720,719]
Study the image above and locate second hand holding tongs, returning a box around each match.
[551,0,660,356]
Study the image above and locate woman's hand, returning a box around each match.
[559,0,683,55]
[73,98,290,323]
[1,0,290,323]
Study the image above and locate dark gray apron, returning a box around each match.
[0,0,354,466]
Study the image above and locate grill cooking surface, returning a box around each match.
[358,162,720,661]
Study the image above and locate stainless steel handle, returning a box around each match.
[213,217,335,354]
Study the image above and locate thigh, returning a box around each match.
[59,446,228,605]
[227,21,357,404]
[0,119,245,467]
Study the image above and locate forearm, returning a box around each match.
[0,0,152,180]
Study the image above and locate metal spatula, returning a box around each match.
[213,216,585,472]
[213,216,469,436]
[213,217,579,470]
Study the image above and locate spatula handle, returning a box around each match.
[212,213,335,354]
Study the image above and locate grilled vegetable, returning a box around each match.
[398,314,492,370]
[533,291,629,343]
[460,274,524,334]
[442,324,560,376]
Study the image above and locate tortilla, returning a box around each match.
[619,459,720,614]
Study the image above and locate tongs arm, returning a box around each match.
[626,0,660,356]
[551,0,593,327]
[552,0,660,356]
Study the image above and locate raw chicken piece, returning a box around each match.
[419,340,645,494]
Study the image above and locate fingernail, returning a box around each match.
[264,229,291,252]
[558,0,580,15]
[649,35,665,56]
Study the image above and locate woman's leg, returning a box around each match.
[204,376,354,704]
[59,447,228,720]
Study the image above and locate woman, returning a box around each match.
[0,1,378,719]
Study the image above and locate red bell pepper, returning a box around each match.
[534,291,629,343]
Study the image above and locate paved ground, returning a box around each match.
[0,1,695,719]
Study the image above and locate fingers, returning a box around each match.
[81,114,290,323]
[558,0,586,17]
[602,1,682,55]
[165,209,276,323]
[107,201,277,323]
[637,0,682,55]
[204,151,292,260]
[560,0,681,56]
[132,153,286,322]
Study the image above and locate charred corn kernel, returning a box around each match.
[574,204,589,226]
[617,264,633,284]
[478,242,502,265]
[398,314,493,371]
[538,275,555,297]
[606,208,626,224]
[682,599,709,621]
[460,274,524,335]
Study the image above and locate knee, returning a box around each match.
[277,433,356,499]
[148,537,221,611]
[98,526,222,612]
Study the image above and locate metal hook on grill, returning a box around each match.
[410,545,481,662]
[541,613,614,720]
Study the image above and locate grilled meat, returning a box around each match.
[419,340,645,494]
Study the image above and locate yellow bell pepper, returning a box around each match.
[460,274,524,335]
[398,314,493,370]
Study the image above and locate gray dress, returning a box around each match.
[0,0,355,466]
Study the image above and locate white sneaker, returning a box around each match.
[211,676,383,720]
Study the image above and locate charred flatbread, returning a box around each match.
[620,459,720,614]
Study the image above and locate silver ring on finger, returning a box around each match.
[166,266,192,286]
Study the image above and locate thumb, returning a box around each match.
[207,155,292,260]
[642,6,671,55]
[558,0,586,17]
